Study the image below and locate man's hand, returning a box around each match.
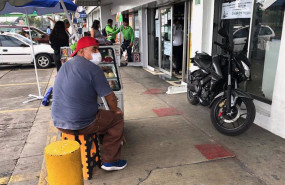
[47,17,56,24]
[129,43,133,47]
[113,107,123,115]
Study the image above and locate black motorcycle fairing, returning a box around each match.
[235,53,250,67]
[212,55,224,78]
[193,52,212,71]
[188,70,210,92]
[209,88,253,108]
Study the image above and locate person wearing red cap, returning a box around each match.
[51,36,127,171]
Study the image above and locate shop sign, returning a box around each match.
[79,12,87,18]
[221,0,253,19]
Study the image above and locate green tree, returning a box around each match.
[28,16,41,28]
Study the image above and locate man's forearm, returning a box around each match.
[105,92,118,111]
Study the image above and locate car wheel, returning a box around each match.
[36,54,51,69]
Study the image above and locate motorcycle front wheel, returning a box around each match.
[187,89,199,105]
[210,97,255,136]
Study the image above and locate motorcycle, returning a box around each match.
[187,26,256,136]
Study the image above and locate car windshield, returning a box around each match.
[12,34,37,45]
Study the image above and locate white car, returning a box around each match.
[0,32,54,68]
[233,25,275,52]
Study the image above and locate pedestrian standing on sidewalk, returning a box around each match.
[51,36,127,171]
[46,26,51,35]
[110,18,134,63]
[173,19,183,75]
[49,21,69,72]
[105,19,116,43]
[91,19,111,45]
[90,20,103,38]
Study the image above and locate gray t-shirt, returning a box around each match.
[51,55,112,130]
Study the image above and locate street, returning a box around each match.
[0,65,54,185]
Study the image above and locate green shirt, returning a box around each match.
[112,25,134,43]
[105,25,116,40]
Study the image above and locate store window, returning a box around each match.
[212,0,251,55]
[247,0,284,101]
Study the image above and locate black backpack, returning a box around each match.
[102,27,107,37]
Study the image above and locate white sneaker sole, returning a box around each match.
[101,163,127,171]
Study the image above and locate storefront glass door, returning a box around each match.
[159,7,173,76]
[147,8,159,69]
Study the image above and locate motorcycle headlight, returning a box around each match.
[241,61,250,78]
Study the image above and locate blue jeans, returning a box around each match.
[121,40,132,62]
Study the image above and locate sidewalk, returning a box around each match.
[15,66,285,185]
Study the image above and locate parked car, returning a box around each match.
[0,25,49,44]
[0,32,54,68]
[233,25,275,52]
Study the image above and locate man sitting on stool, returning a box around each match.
[51,36,127,171]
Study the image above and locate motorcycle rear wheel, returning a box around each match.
[210,97,255,136]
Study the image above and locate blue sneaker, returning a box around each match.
[101,159,127,171]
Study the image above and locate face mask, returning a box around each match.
[90,52,102,65]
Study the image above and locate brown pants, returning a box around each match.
[58,109,124,163]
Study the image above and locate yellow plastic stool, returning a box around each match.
[61,133,102,180]
[45,140,84,185]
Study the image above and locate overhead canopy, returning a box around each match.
[23,0,77,12]
[0,0,77,15]
[0,0,34,11]
[0,0,78,103]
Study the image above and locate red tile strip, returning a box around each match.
[195,144,235,160]
[152,107,182,117]
[143,89,164,94]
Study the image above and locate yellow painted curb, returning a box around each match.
[0,108,38,114]
[0,82,48,87]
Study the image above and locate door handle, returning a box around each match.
[3,49,7,52]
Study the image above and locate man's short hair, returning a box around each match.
[123,18,129,24]
[107,19,113,24]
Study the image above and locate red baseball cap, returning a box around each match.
[70,36,99,57]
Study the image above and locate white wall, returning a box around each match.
[100,4,116,29]
[201,0,214,54]
[190,0,214,57]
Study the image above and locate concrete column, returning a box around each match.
[190,1,203,57]
[190,0,214,57]
[141,8,148,68]
[201,0,214,55]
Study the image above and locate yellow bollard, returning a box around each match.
[45,140,84,185]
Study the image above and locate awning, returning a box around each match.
[75,0,103,6]
[76,0,157,14]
